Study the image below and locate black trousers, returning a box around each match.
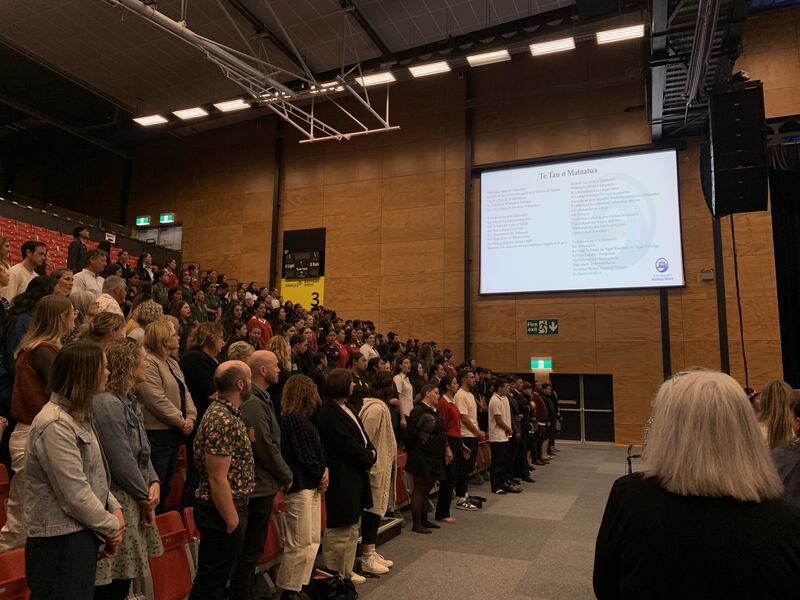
[229,495,274,600]
[361,510,382,546]
[435,437,461,519]
[504,435,517,478]
[489,441,507,492]
[456,437,478,497]
[548,421,557,451]
[189,503,249,600]
[147,436,179,513]
[26,529,101,600]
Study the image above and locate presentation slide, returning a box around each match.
[480,149,684,295]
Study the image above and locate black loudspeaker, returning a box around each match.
[701,80,768,217]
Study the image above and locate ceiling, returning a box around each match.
[0,0,575,115]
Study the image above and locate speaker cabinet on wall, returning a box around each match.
[701,80,768,218]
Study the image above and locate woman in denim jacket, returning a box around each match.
[24,342,125,600]
[93,338,164,600]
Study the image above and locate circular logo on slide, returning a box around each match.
[655,258,669,273]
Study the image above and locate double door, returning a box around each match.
[549,374,615,443]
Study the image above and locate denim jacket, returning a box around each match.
[24,394,121,539]
[93,391,159,502]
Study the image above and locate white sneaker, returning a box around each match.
[361,554,389,575]
[373,551,393,568]
[350,573,367,584]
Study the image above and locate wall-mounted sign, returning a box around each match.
[135,215,151,226]
[159,213,175,224]
[526,319,559,335]
[104,232,116,243]
[530,358,553,370]
[282,277,325,309]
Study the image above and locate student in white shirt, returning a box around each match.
[72,249,107,297]
[488,378,518,495]
[359,333,379,362]
[2,241,47,302]
[392,357,414,418]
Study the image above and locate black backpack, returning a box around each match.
[303,568,358,600]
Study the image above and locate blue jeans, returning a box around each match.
[26,529,101,600]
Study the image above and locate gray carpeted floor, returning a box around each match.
[357,443,632,600]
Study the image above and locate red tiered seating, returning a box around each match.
[0,548,27,600]
[0,465,10,529]
[257,492,285,568]
[149,511,193,600]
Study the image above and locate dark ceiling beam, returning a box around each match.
[650,0,669,141]
[226,0,313,73]
[341,0,392,58]
[0,92,129,158]
[306,4,582,84]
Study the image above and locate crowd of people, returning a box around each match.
[0,234,564,600]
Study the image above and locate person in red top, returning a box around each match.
[531,384,551,466]
[247,301,273,347]
[163,258,179,289]
[443,350,458,378]
[435,375,463,523]
[334,329,349,369]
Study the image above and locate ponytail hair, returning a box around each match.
[415,383,438,405]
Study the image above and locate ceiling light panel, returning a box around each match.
[466,49,511,67]
[213,99,250,112]
[596,24,645,44]
[355,71,397,87]
[530,37,576,56]
[409,61,451,77]
[173,107,209,120]
[133,114,168,126]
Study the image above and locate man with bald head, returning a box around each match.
[190,361,255,600]
[230,351,293,599]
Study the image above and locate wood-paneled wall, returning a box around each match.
[126,12,794,443]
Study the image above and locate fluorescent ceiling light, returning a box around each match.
[133,114,168,126]
[596,24,645,44]
[409,61,451,78]
[466,49,511,67]
[355,71,396,87]
[213,99,250,112]
[321,81,338,88]
[530,37,575,56]
[172,107,209,120]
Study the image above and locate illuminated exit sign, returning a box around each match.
[531,358,553,370]
[135,215,150,226]
[160,213,175,224]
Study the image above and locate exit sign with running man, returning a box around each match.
[526,319,559,335]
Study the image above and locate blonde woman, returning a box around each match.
[76,311,126,350]
[67,290,100,344]
[594,370,800,599]
[0,294,75,552]
[136,319,196,511]
[758,379,795,449]
[266,334,292,417]
[94,338,164,600]
[126,299,163,342]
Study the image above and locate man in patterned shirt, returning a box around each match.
[189,361,256,600]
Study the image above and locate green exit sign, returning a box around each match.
[527,319,559,335]
[135,215,150,226]
[531,358,553,369]
[159,213,175,224]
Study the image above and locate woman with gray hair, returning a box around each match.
[126,299,163,342]
[594,370,800,599]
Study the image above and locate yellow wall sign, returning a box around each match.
[281,277,324,309]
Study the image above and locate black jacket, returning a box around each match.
[594,473,800,600]
[67,239,87,274]
[316,399,375,527]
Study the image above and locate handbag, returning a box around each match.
[303,568,358,600]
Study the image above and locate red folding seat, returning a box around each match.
[148,511,193,600]
[0,465,10,528]
[0,548,27,600]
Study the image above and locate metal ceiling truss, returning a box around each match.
[106,0,399,143]
[649,0,749,140]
